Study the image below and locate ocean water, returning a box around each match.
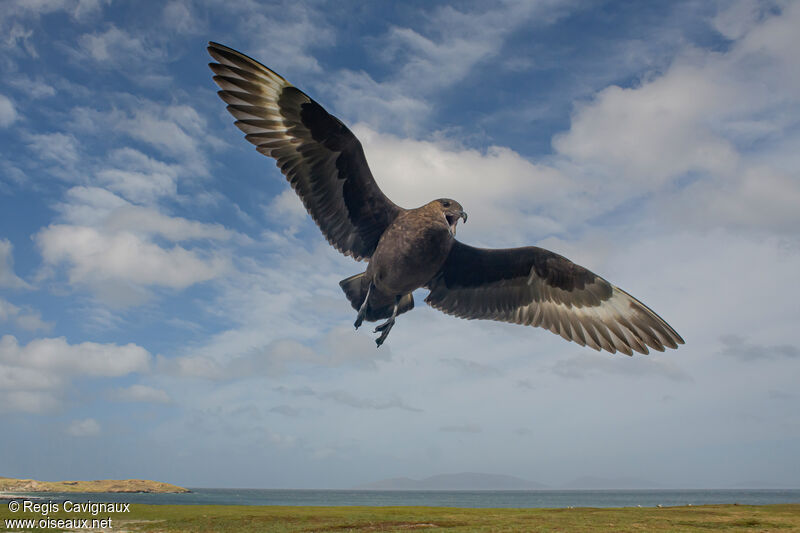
[4,488,800,508]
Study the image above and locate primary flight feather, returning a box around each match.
[207,42,684,353]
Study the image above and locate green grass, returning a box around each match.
[2,503,799,532]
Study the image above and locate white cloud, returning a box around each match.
[712,0,772,40]
[0,364,61,392]
[69,104,219,178]
[318,327,388,369]
[76,24,164,69]
[72,0,109,20]
[275,385,422,413]
[162,0,204,34]
[323,70,432,136]
[13,311,53,332]
[0,297,20,320]
[1,391,59,414]
[104,207,236,242]
[120,106,208,170]
[25,132,80,165]
[39,182,238,306]
[0,297,52,332]
[161,326,388,380]
[0,335,151,414]
[0,335,151,376]
[551,353,692,382]
[57,186,236,242]
[553,66,740,185]
[380,1,568,95]
[66,418,101,437]
[270,404,302,417]
[36,224,229,291]
[78,26,125,61]
[0,161,27,190]
[325,0,575,132]
[236,0,335,75]
[266,430,298,448]
[2,22,36,56]
[441,357,502,378]
[440,424,482,434]
[96,167,176,205]
[27,97,237,303]
[1,0,106,20]
[353,125,577,245]
[320,390,421,412]
[152,234,351,376]
[56,186,131,226]
[668,165,800,234]
[7,74,56,98]
[552,1,800,234]
[0,0,109,57]
[265,189,310,227]
[719,335,800,361]
[113,384,171,404]
[0,94,18,127]
[0,238,29,289]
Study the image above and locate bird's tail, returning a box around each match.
[339,272,369,310]
[339,272,414,321]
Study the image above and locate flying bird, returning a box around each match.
[207,42,684,354]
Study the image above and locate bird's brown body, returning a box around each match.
[342,200,464,345]
[208,42,685,353]
[370,201,455,296]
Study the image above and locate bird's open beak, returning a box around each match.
[460,211,468,223]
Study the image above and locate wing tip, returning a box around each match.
[207,41,290,85]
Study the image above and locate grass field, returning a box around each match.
[2,503,800,532]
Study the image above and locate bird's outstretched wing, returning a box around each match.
[425,241,684,355]
[208,42,402,261]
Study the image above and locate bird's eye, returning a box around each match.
[441,200,451,208]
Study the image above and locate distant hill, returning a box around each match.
[0,477,189,493]
[562,476,661,489]
[356,472,548,490]
[730,480,800,489]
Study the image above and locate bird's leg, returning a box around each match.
[374,296,400,347]
[354,283,372,330]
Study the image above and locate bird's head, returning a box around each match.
[435,198,467,236]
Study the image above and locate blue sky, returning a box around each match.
[1,0,799,489]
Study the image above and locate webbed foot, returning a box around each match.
[374,315,396,347]
[374,318,394,333]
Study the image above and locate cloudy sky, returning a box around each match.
[1,0,798,489]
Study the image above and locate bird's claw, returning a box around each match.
[373,318,394,333]
[374,318,395,347]
[375,330,390,347]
